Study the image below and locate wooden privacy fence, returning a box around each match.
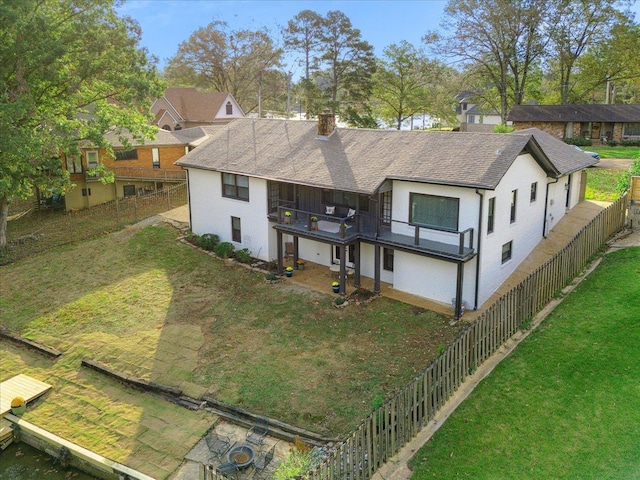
[2,183,187,264]
[309,193,629,480]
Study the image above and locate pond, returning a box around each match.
[0,442,97,480]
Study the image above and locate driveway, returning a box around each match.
[594,157,634,169]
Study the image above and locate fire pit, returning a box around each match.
[227,444,255,468]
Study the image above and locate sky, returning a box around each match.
[116,0,449,75]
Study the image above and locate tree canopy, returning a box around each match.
[0,0,163,247]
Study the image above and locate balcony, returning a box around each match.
[274,207,475,262]
[85,166,186,182]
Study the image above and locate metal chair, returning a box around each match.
[215,460,239,479]
[253,442,276,473]
[246,416,269,446]
[205,426,232,461]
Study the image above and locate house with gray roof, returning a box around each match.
[508,104,640,144]
[176,112,598,318]
[456,92,503,133]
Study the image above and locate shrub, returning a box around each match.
[616,158,640,194]
[493,124,514,133]
[620,140,640,147]
[334,296,346,306]
[607,139,619,147]
[563,137,592,147]
[235,248,252,263]
[265,273,277,281]
[274,444,321,480]
[197,233,219,251]
[214,241,235,258]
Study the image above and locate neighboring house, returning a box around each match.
[456,92,503,132]
[150,87,245,131]
[176,112,598,318]
[63,127,217,210]
[508,104,640,144]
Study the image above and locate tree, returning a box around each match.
[545,0,631,104]
[372,41,457,130]
[0,0,163,248]
[164,21,283,114]
[427,0,549,123]
[318,10,376,115]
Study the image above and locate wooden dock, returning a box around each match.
[0,374,52,417]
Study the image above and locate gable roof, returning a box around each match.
[161,88,240,122]
[176,119,596,194]
[508,104,640,122]
[87,126,223,149]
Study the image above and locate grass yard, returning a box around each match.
[0,223,463,440]
[585,168,626,202]
[589,145,640,159]
[409,247,640,479]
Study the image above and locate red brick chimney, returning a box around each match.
[317,109,335,137]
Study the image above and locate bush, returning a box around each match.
[616,158,640,194]
[214,242,235,258]
[265,273,277,281]
[334,296,346,306]
[563,137,593,147]
[493,124,514,133]
[607,139,619,147]
[274,447,321,480]
[197,233,219,251]
[620,140,640,147]
[235,248,252,263]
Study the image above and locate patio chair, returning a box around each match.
[284,242,294,258]
[246,416,269,446]
[215,460,239,479]
[205,427,232,461]
[253,442,276,473]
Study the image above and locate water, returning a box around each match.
[0,442,97,480]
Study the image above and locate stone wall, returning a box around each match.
[512,121,565,139]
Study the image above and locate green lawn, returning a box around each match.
[585,168,625,201]
[0,224,463,439]
[409,247,640,479]
[589,145,640,159]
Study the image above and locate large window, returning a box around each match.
[231,216,241,242]
[114,149,138,160]
[409,193,459,231]
[510,189,517,223]
[267,181,294,213]
[152,148,160,168]
[487,197,495,234]
[623,123,640,136]
[322,190,369,211]
[383,248,394,271]
[86,151,99,177]
[223,173,249,201]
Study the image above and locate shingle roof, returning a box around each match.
[176,119,597,193]
[163,88,231,122]
[508,104,640,122]
[101,126,220,148]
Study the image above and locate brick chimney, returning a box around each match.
[317,109,335,137]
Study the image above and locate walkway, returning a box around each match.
[0,374,51,417]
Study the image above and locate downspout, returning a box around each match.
[543,178,559,238]
[186,169,192,230]
[474,189,484,310]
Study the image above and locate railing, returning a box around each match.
[384,218,474,255]
[85,166,186,182]
[308,193,629,480]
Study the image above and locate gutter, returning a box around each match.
[474,189,483,310]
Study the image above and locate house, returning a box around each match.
[62,126,217,210]
[508,104,640,144]
[150,87,245,131]
[456,92,503,132]
[176,112,598,318]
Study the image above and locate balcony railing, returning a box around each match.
[274,206,475,260]
[86,166,186,182]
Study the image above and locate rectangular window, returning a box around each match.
[81,188,91,196]
[152,148,160,168]
[114,149,138,160]
[222,173,249,201]
[66,155,82,174]
[510,189,517,223]
[123,185,136,197]
[502,241,513,264]
[410,193,459,231]
[226,102,233,115]
[530,182,538,203]
[623,123,640,136]
[383,248,394,271]
[487,197,495,234]
[231,216,241,243]
[381,191,392,225]
[86,151,99,177]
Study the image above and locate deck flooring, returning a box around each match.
[0,374,52,416]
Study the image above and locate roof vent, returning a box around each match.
[496,149,502,155]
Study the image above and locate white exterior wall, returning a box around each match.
[545,172,577,233]
[477,153,549,305]
[214,95,245,119]
[187,168,271,261]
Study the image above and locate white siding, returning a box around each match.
[187,168,271,261]
[477,153,548,305]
